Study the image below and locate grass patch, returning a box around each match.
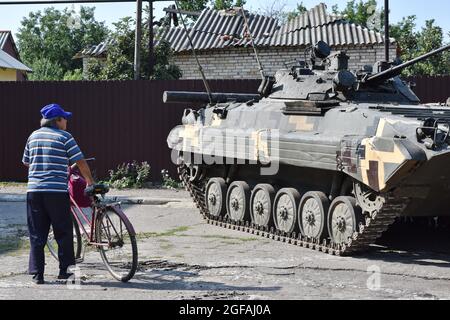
[199,235,260,242]
[136,226,190,239]
[0,182,27,188]
[0,237,30,256]
[221,240,241,245]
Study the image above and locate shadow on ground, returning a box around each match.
[353,220,450,268]
[75,259,281,297]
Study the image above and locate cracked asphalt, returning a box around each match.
[1,189,450,300]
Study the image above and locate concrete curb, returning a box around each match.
[0,194,25,203]
[0,194,190,206]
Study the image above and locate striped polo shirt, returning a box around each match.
[22,127,85,193]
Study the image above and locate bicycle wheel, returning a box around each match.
[47,215,82,261]
[95,207,138,282]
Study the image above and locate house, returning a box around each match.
[164,3,396,79]
[76,3,396,80]
[0,31,31,81]
[0,50,32,81]
[72,39,115,79]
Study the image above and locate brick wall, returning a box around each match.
[173,44,397,79]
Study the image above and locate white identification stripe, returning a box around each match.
[31,155,69,161]
[27,189,68,193]
[28,181,67,186]
[30,131,65,140]
[29,163,68,168]
[67,145,79,153]
[65,138,74,146]
[29,146,66,152]
[29,139,65,146]
[69,152,83,160]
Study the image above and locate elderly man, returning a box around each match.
[22,104,95,285]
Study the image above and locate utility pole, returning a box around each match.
[148,0,155,76]
[134,0,142,80]
[384,0,390,62]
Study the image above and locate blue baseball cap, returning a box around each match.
[40,104,72,120]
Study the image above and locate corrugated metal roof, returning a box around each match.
[0,49,32,72]
[163,3,394,52]
[193,8,278,38]
[280,3,341,34]
[165,8,278,53]
[73,38,116,59]
[77,3,395,57]
[262,21,389,47]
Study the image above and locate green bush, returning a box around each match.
[108,161,151,189]
[161,169,183,190]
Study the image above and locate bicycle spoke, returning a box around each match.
[96,209,137,282]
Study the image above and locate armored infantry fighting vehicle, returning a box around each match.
[166,19,450,256]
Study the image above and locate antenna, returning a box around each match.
[240,7,266,81]
[174,0,213,105]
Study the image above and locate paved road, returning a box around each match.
[1,194,450,300]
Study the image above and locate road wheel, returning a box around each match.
[298,191,329,240]
[250,184,276,228]
[328,197,363,244]
[273,188,301,234]
[226,181,251,222]
[205,178,227,217]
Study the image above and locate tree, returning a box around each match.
[86,16,181,80]
[63,69,83,81]
[286,2,307,22]
[177,0,209,13]
[28,58,64,81]
[335,0,382,30]
[17,6,109,80]
[152,41,183,80]
[177,0,247,20]
[213,0,246,10]
[390,16,418,62]
[391,17,449,76]
[256,1,287,22]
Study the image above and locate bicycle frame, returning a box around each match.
[70,195,136,248]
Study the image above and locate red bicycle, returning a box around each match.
[47,159,138,282]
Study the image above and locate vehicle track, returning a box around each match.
[178,164,410,256]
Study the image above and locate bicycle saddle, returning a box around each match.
[84,184,110,196]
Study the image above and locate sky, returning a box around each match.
[0,0,449,40]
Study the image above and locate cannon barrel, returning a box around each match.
[364,44,450,84]
[163,91,261,104]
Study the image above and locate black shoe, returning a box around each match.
[57,271,74,280]
[32,274,44,285]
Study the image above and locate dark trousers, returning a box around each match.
[26,192,75,274]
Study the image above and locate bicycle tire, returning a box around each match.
[95,207,138,282]
[47,215,83,262]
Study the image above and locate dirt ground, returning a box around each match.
[1,188,450,300]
